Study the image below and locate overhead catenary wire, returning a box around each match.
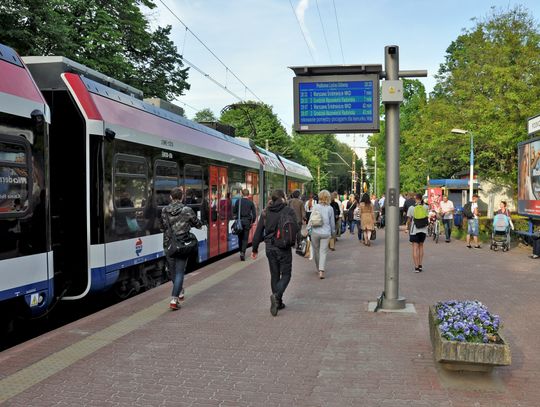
[315,0,332,63]
[288,0,316,64]
[332,0,345,63]
[157,0,291,130]
[157,0,263,103]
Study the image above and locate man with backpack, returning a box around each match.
[463,194,481,249]
[288,189,305,248]
[406,193,429,272]
[252,190,298,316]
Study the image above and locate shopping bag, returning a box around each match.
[304,237,311,259]
[328,236,336,251]
[370,229,376,240]
[296,236,307,256]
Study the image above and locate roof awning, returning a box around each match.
[428,179,481,189]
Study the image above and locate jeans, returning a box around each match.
[237,227,249,254]
[167,255,187,297]
[266,245,292,301]
[349,220,357,234]
[442,218,452,241]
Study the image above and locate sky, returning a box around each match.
[149,0,540,155]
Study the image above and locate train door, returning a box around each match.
[208,166,229,257]
[246,171,259,242]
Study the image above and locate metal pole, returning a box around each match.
[469,133,474,201]
[374,147,377,197]
[382,46,406,310]
[351,152,356,194]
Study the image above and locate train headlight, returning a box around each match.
[38,294,44,304]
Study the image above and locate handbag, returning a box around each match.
[232,199,243,235]
[328,236,336,250]
[166,232,197,258]
[370,229,376,240]
[304,237,311,259]
[296,236,308,256]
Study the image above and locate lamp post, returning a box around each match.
[451,128,474,201]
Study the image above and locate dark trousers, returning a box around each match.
[533,236,540,256]
[295,222,303,247]
[167,256,187,297]
[266,245,292,301]
[443,219,452,241]
[238,227,249,254]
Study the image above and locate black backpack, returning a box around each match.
[463,202,474,218]
[273,208,299,249]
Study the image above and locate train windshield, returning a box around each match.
[0,131,32,217]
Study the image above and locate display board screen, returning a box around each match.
[518,136,540,217]
[293,74,379,133]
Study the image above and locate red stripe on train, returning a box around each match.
[0,60,45,103]
[63,73,102,121]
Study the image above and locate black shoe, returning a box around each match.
[270,294,278,316]
[418,265,423,272]
[277,302,286,310]
[240,254,245,261]
[466,245,472,249]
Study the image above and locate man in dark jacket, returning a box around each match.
[288,189,305,247]
[233,188,257,261]
[161,187,202,310]
[251,189,294,317]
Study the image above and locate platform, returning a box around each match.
[1,229,539,406]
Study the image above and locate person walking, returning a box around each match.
[359,193,375,246]
[405,193,429,272]
[345,194,358,234]
[330,191,342,244]
[233,188,257,261]
[288,189,305,247]
[308,190,336,279]
[251,190,296,316]
[464,194,481,249]
[304,193,315,223]
[161,187,203,310]
[440,195,455,242]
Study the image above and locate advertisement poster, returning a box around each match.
[518,137,540,217]
[427,187,443,206]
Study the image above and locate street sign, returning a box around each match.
[528,114,540,136]
[292,74,380,134]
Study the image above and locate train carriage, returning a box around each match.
[0,42,311,328]
[0,45,52,322]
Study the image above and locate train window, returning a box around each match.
[0,135,32,217]
[154,160,179,207]
[184,164,203,207]
[113,154,148,211]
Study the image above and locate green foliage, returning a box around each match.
[0,0,189,101]
[219,101,293,157]
[193,108,217,123]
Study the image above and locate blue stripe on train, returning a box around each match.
[0,279,53,315]
[90,241,209,292]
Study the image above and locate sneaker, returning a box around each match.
[169,298,180,310]
[414,267,420,273]
[418,265,423,272]
[240,253,245,261]
[270,294,278,316]
[466,245,472,249]
[178,289,185,302]
[531,254,539,259]
[474,245,481,249]
[277,302,286,310]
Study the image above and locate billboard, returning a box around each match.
[518,136,540,217]
[293,74,380,134]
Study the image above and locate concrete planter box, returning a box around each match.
[429,305,511,372]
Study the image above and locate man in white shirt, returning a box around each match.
[439,195,455,242]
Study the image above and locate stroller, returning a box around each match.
[490,214,511,252]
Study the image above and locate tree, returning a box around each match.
[0,0,190,101]
[426,6,540,188]
[219,101,293,157]
[193,108,217,123]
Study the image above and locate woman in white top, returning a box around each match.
[307,190,336,279]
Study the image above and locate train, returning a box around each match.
[0,43,312,329]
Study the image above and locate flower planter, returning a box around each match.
[429,305,511,372]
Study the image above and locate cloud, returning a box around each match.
[295,0,316,52]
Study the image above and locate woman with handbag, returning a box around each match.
[161,187,202,310]
[359,193,375,246]
[233,189,257,261]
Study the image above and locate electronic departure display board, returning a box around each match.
[293,74,379,133]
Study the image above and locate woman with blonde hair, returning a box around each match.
[359,193,375,246]
[307,189,336,279]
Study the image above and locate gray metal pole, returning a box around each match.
[382,46,406,310]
